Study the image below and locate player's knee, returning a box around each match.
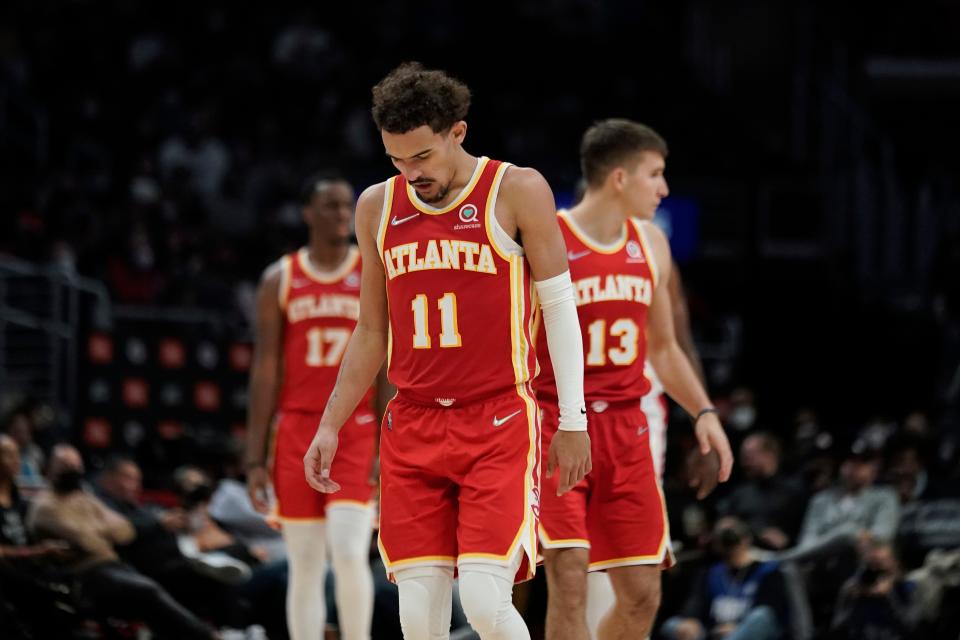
[329,536,368,566]
[459,569,513,634]
[547,560,588,612]
[398,577,434,638]
[396,566,453,640]
[615,578,660,623]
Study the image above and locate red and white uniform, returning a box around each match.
[271,247,377,520]
[534,211,673,571]
[642,363,668,479]
[375,157,540,582]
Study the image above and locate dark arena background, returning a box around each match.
[1,1,959,638]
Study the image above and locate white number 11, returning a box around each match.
[411,292,462,349]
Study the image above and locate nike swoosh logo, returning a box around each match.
[391,213,420,226]
[637,426,649,436]
[567,250,591,261]
[492,409,522,427]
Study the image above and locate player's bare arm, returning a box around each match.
[499,166,591,495]
[304,182,391,494]
[245,259,285,513]
[668,263,707,384]
[643,221,733,486]
[368,365,394,486]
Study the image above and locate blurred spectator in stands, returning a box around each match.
[174,465,289,639]
[158,110,231,207]
[718,432,807,550]
[28,444,217,639]
[890,433,960,572]
[830,541,919,640]
[886,435,941,506]
[0,434,75,638]
[726,386,758,433]
[660,517,792,640]
[1,405,46,491]
[782,439,900,631]
[106,224,167,303]
[208,442,285,562]
[96,454,249,628]
[901,411,932,439]
[786,439,899,563]
[175,465,267,567]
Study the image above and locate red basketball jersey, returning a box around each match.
[278,247,373,413]
[534,212,658,404]
[376,157,538,406]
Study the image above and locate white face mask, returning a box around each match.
[729,406,756,431]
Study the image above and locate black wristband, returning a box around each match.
[693,407,718,424]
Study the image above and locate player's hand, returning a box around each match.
[686,447,721,500]
[246,466,271,514]
[693,413,733,484]
[547,430,591,496]
[304,422,341,493]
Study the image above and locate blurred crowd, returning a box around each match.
[4,387,960,639]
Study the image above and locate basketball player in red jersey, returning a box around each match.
[302,62,591,640]
[535,119,734,640]
[245,175,381,640]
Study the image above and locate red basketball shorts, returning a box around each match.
[539,401,674,571]
[271,407,378,520]
[377,386,540,583]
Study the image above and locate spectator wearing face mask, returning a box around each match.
[786,440,900,564]
[717,432,808,550]
[28,444,217,639]
[830,541,919,640]
[661,517,793,640]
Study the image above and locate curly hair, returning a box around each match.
[371,62,472,134]
[580,118,668,187]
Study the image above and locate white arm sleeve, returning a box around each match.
[535,271,587,431]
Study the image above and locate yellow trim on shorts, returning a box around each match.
[326,498,374,509]
[276,515,327,523]
[378,537,456,569]
[538,523,591,549]
[455,382,539,582]
[587,474,673,571]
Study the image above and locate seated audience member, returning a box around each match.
[207,446,285,562]
[174,465,288,638]
[830,541,919,640]
[0,434,74,638]
[661,517,793,640]
[175,465,269,567]
[786,440,899,563]
[96,454,248,627]
[28,444,217,640]
[886,434,948,505]
[2,406,46,491]
[718,432,808,550]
